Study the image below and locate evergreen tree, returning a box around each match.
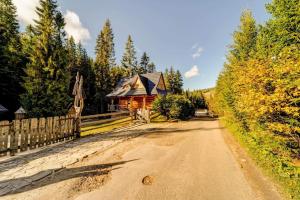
[0,0,24,117]
[139,52,156,74]
[95,19,115,67]
[147,62,156,73]
[229,10,257,62]
[256,0,300,57]
[66,36,77,70]
[66,36,78,95]
[139,52,149,74]
[121,35,138,76]
[164,66,183,94]
[94,20,116,113]
[76,43,95,113]
[21,0,70,117]
[174,70,183,94]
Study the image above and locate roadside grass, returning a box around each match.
[80,117,132,137]
[150,113,168,123]
[220,117,300,200]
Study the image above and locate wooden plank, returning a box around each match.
[80,116,128,127]
[53,116,59,143]
[71,118,76,138]
[45,117,50,145]
[47,117,53,145]
[68,117,73,139]
[59,116,65,141]
[51,117,55,143]
[30,118,38,149]
[80,111,129,120]
[65,116,70,140]
[10,120,19,156]
[20,119,29,151]
[38,118,44,147]
[0,121,9,156]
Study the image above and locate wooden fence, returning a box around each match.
[0,111,135,157]
[0,116,75,157]
[80,111,131,127]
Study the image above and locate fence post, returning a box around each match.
[74,117,81,138]
[10,121,17,156]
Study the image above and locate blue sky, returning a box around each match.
[14,0,271,90]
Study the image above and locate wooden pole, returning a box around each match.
[143,96,146,111]
[130,97,135,120]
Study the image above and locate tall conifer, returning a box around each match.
[0,0,24,117]
[22,0,70,117]
[121,35,137,76]
[94,19,116,113]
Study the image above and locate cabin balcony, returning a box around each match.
[107,104,128,112]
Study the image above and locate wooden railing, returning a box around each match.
[107,104,129,112]
[80,111,131,127]
[0,116,75,157]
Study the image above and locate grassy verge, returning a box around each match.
[150,113,168,123]
[220,117,300,200]
[80,117,132,137]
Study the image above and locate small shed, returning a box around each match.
[15,107,26,120]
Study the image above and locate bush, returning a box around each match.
[152,94,195,120]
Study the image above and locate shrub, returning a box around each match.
[152,94,194,120]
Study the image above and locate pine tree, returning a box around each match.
[164,67,183,94]
[76,43,95,113]
[256,0,300,57]
[139,52,149,74]
[95,19,115,67]
[121,35,138,76]
[147,62,156,73]
[229,10,257,62]
[21,0,70,117]
[174,70,183,94]
[94,20,116,113]
[0,0,24,117]
[66,36,78,95]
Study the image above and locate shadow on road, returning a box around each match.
[1,159,138,196]
[0,116,218,174]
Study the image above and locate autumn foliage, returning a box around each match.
[215,2,300,151]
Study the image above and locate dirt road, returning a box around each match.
[2,118,282,200]
[76,118,282,200]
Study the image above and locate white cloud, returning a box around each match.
[12,0,39,25]
[185,65,199,79]
[192,47,204,59]
[192,43,198,49]
[64,10,90,43]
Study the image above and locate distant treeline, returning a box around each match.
[0,0,185,119]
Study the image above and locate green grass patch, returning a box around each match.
[221,117,300,200]
[150,113,168,123]
[81,117,132,137]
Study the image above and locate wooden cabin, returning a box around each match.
[106,72,167,111]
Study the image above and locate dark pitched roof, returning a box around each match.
[106,72,166,97]
[0,104,8,113]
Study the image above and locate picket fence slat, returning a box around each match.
[0,121,9,156]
